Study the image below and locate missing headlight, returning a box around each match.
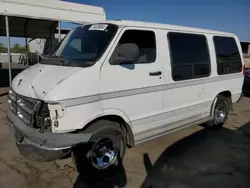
[35,103,52,131]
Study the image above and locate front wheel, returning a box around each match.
[71,120,126,175]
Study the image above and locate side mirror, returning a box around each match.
[110,43,139,65]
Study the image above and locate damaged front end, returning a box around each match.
[36,102,52,131]
[9,88,53,132]
[7,89,93,162]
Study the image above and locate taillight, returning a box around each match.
[243,64,245,76]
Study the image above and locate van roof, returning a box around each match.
[102,20,235,36]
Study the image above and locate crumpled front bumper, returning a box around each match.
[7,109,93,161]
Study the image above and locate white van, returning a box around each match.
[7,20,244,172]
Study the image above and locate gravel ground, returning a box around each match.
[0,94,250,188]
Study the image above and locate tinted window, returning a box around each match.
[213,36,242,75]
[111,30,156,64]
[168,32,210,81]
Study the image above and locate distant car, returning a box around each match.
[243,66,250,94]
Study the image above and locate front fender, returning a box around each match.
[81,108,132,128]
[78,108,134,147]
[102,108,132,126]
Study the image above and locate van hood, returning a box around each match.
[11,63,81,100]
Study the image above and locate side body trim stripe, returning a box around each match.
[59,73,242,107]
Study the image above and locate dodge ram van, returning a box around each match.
[7,20,244,173]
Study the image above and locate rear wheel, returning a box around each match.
[204,95,229,128]
[71,120,126,174]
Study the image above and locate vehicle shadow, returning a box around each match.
[243,92,250,98]
[141,122,250,188]
[73,154,127,188]
[0,92,8,97]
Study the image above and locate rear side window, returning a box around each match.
[213,36,242,75]
[111,30,156,64]
[168,32,210,81]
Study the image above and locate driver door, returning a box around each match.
[100,27,164,138]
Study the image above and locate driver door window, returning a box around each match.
[110,30,156,64]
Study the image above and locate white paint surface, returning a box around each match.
[0,0,106,23]
[11,20,244,144]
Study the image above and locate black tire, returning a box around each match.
[71,120,126,175]
[203,95,229,129]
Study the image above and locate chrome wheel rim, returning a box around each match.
[90,138,118,170]
[214,101,227,124]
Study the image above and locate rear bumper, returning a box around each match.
[7,109,93,161]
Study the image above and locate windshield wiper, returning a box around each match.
[41,55,94,67]
[47,55,71,66]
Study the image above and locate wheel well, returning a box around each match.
[83,115,135,148]
[218,91,233,111]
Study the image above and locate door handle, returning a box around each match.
[149,71,162,76]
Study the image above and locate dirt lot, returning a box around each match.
[1,94,250,188]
